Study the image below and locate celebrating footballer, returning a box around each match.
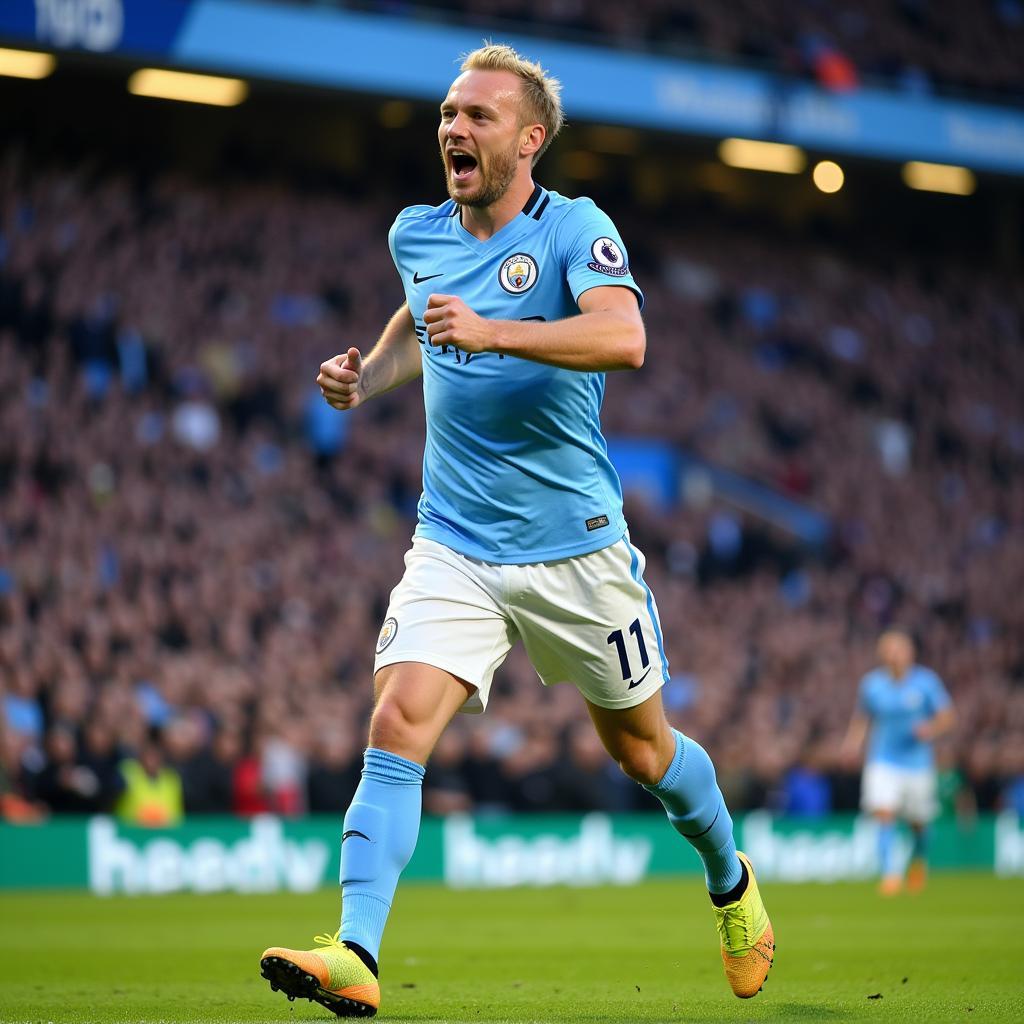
[260,43,774,1016]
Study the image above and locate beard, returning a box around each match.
[442,137,519,208]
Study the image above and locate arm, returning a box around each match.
[914,705,955,743]
[422,285,645,371]
[317,302,421,410]
[841,713,870,762]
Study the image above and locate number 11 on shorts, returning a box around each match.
[607,617,650,686]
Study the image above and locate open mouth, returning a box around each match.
[448,150,478,183]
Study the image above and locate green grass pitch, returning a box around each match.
[1,873,1022,1023]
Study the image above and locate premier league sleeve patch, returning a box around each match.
[587,237,629,277]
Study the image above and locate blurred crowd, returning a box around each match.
[326,0,1024,102]
[0,142,1022,826]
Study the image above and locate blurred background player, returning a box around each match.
[843,629,955,894]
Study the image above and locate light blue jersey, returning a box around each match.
[858,665,951,770]
[388,185,643,564]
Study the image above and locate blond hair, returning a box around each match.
[461,43,564,164]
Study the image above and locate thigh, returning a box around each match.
[369,662,475,764]
[861,762,900,814]
[512,536,669,710]
[900,769,939,824]
[374,538,517,713]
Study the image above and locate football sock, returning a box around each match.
[709,857,748,907]
[339,747,425,963]
[343,941,378,979]
[643,729,742,894]
[877,819,897,876]
[910,825,929,861]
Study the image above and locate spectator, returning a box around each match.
[114,737,184,827]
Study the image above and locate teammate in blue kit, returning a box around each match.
[843,629,955,894]
[260,44,773,1015]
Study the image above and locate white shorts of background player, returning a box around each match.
[860,760,939,823]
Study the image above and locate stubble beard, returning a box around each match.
[443,138,519,209]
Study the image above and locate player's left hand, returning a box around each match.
[423,294,494,354]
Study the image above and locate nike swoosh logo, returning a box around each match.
[342,829,371,842]
[627,667,653,690]
[413,271,443,284]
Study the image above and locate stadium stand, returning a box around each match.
[1,140,1021,820]
[289,0,1024,102]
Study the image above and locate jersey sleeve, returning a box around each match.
[558,199,644,310]
[387,213,404,279]
[924,670,953,714]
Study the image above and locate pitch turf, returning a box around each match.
[1,874,1021,1023]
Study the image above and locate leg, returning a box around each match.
[861,761,902,892]
[906,820,928,891]
[260,664,472,1018]
[874,810,901,893]
[586,690,773,998]
[585,690,741,893]
[904,769,936,891]
[340,662,472,965]
[261,538,514,1016]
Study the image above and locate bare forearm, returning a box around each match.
[361,305,423,401]
[919,707,955,742]
[843,715,869,753]
[488,309,645,371]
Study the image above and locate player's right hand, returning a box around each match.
[317,347,363,410]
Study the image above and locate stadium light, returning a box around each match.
[902,161,975,195]
[0,47,56,80]
[127,69,248,107]
[718,138,805,174]
[813,160,845,193]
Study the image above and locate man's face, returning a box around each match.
[878,632,914,676]
[438,69,531,208]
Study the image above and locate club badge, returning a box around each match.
[499,253,539,294]
[376,617,398,654]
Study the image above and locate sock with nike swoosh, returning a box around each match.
[339,747,425,962]
[643,729,742,894]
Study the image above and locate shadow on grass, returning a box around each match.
[383,1005,850,1024]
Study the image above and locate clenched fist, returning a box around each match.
[423,294,494,354]
[317,347,363,410]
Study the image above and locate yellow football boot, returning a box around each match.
[713,852,775,998]
[260,930,379,1017]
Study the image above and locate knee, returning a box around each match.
[615,738,671,787]
[369,697,427,759]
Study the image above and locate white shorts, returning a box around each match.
[861,761,938,823]
[373,535,669,713]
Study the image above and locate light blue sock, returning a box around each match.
[643,730,742,893]
[339,748,425,962]
[877,820,897,876]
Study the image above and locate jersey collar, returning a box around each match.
[450,184,550,254]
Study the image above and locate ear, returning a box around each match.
[520,123,546,160]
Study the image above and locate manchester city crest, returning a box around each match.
[499,253,539,294]
[376,616,398,654]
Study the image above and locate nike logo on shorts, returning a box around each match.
[628,667,652,689]
[413,271,444,284]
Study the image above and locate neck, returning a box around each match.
[459,171,537,241]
